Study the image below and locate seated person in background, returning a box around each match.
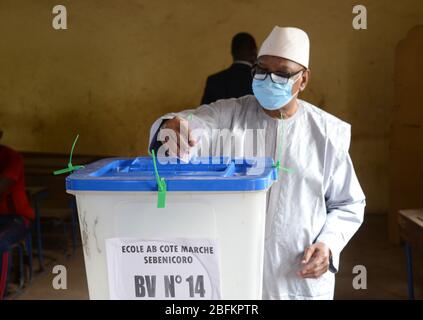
[201,32,257,105]
[0,130,34,298]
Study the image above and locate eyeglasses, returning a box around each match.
[251,65,304,84]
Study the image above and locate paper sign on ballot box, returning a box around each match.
[105,238,221,300]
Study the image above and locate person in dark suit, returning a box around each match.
[201,32,257,105]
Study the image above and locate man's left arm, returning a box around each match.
[317,152,366,273]
[299,150,366,278]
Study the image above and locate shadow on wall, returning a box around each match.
[389,25,423,243]
[342,4,423,216]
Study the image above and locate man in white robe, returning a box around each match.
[148,26,366,300]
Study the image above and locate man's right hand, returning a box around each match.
[158,116,198,159]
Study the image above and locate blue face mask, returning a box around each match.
[252,73,302,110]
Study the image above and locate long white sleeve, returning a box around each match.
[148,102,227,153]
[317,152,366,272]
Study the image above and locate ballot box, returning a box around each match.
[66,156,277,300]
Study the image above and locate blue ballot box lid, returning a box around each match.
[66,157,278,192]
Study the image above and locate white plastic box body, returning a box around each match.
[68,189,268,300]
